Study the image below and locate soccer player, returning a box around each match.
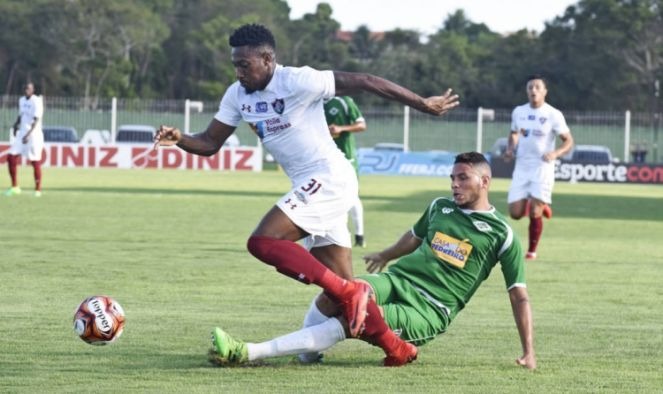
[503,74,574,260]
[324,96,368,248]
[153,24,460,362]
[5,82,44,197]
[209,152,536,369]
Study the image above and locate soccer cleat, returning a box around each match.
[34,190,42,198]
[526,252,537,260]
[542,204,552,219]
[354,235,367,248]
[4,187,21,196]
[209,327,248,366]
[297,352,324,364]
[383,341,418,367]
[339,281,372,338]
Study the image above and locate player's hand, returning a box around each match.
[12,125,19,137]
[503,149,514,162]
[22,135,29,144]
[542,151,557,162]
[516,353,537,370]
[422,89,460,116]
[153,125,182,150]
[328,124,342,138]
[364,253,388,273]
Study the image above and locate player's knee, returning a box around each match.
[316,292,342,316]
[246,235,275,261]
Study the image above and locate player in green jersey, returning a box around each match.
[210,152,536,369]
[324,96,368,247]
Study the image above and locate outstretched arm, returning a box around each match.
[154,118,236,157]
[333,71,459,116]
[364,230,422,273]
[508,286,536,370]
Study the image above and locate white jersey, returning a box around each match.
[18,95,44,134]
[511,102,569,170]
[215,64,348,183]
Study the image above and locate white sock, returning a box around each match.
[349,196,364,236]
[301,296,329,328]
[247,318,346,361]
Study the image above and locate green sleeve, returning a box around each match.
[411,203,432,239]
[499,231,526,289]
[343,96,364,123]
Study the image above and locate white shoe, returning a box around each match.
[34,190,42,197]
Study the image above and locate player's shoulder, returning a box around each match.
[511,103,530,116]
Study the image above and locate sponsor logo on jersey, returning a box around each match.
[539,117,547,124]
[271,98,285,114]
[473,221,492,232]
[328,107,339,116]
[256,101,268,113]
[241,104,251,113]
[430,232,473,269]
[442,207,454,214]
[527,115,535,120]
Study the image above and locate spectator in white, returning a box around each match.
[5,82,44,197]
[503,74,574,260]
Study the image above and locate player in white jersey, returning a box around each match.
[504,75,574,260]
[5,82,44,197]
[154,24,459,365]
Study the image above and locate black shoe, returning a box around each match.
[354,235,366,248]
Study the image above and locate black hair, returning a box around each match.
[229,24,276,49]
[526,73,548,88]
[454,151,488,166]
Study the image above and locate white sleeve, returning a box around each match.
[291,66,335,103]
[552,109,570,135]
[510,107,519,132]
[214,85,242,127]
[34,96,44,119]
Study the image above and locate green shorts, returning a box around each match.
[358,272,449,346]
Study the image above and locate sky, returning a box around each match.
[286,0,578,35]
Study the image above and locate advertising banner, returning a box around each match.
[357,149,457,177]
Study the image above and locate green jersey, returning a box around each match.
[388,197,525,321]
[323,96,364,172]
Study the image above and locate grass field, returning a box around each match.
[1,168,662,393]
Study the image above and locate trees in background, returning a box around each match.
[0,0,661,111]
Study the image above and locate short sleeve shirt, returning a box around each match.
[511,102,570,169]
[18,95,43,132]
[388,197,525,321]
[215,65,347,183]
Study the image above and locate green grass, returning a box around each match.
[1,168,662,393]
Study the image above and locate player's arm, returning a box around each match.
[543,132,574,162]
[508,286,536,370]
[329,119,366,137]
[504,130,519,161]
[153,119,236,156]
[13,115,20,134]
[333,71,459,116]
[364,230,422,273]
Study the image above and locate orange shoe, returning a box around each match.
[384,341,418,367]
[542,204,553,219]
[340,281,372,338]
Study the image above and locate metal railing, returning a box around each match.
[2,95,661,163]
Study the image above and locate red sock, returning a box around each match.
[246,235,348,298]
[360,301,402,355]
[31,161,42,191]
[7,154,18,187]
[528,217,543,253]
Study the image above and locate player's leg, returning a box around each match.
[526,181,553,259]
[30,161,42,196]
[507,170,530,219]
[246,206,370,337]
[349,195,366,247]
[4,154,21,195]
[209,317,347,366]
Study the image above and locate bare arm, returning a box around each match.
[329,119,366,137]
[508,286,536,369]
[364,230,422,273]
[543,132,574,162]
[333,71,459,116]
[504,130,520,161]
[153,118,236,156]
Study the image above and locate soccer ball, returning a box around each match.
[73,296,125,345]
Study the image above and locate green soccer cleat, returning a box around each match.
[209,327,248,366]
[4,187,21,196]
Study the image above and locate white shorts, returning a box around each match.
[277,160,358,249]
[507,164,554,204]
[9,127,44,161]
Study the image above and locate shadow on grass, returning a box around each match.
[371,191,663,221]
